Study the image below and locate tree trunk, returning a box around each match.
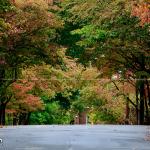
[18,113,24,125]
[13,114,18,125]
[0,68,5,85]
[136,83,139,125]
[0,68,5,125]
[145,79,150,106]
[79,111,86,124]
[19,113,29,125]
[0,104,2,125]
[24,112,31,125]
[139,79,145,125]
[125,98,130,124]
[144,88,149,124]
[2,103,6,125]
[0,103,6,125]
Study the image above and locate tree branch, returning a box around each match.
[112,80,138,109]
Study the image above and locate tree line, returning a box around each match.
[0,0,150,125]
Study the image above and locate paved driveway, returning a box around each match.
[0,125,150,150]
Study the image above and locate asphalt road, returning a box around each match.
[0,125,150,150]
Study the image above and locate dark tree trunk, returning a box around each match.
[13,114,18,125]
[25,112,31,125]
[125,98,130,124]
[19,113,29,125]
[139,79,145,125]
[79,111,86,124]
[145,79,150,106]
[144,86,149,124]
[0,68,5,85]
[2,103,6,125]
[18,113,24,125]
[136,84,139,125]
[0,104,2,125]
[144,95,149,124]
[0,68,5,125]
[0,103,6,125]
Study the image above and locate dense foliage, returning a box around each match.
[0,0,150,125]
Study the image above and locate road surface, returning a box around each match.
[0,125,150,150]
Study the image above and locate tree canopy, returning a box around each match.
[0,0,150,125]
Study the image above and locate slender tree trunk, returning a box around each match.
[24,112,31,125]
[139,78,145,125]
[0,68,5,125]
[0,103,6,125]
[136,82,139,125]
[145,79,150,106]
[13,114,18,125]
[144,97,149,124]
[2,103,6,125]
[0,104,2,125]
[139,54,146,125]
[145,80,150,124]
[144,88,149,124]
[18,113,24,125]
[125,98,130,124]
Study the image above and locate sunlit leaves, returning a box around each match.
[71,25,107,47]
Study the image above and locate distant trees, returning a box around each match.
[21,57,106,125]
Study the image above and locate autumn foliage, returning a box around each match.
[132,2,150,26]
[1,0,150,125]
[12,80,43,112]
